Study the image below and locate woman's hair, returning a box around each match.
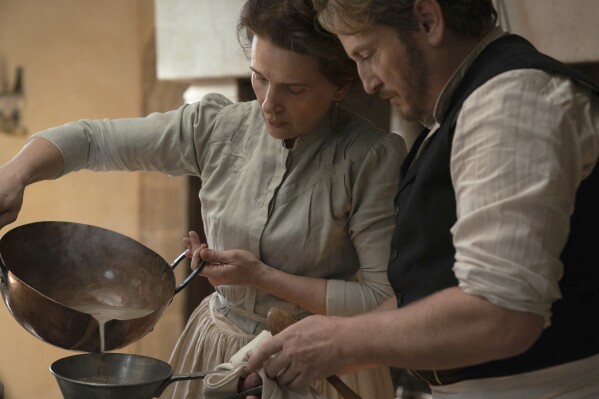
[237,0,358,88]
[313,0,497,38]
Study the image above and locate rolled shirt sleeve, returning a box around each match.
[450,69,599,325]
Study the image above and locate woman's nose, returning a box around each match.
[261,88,282,114]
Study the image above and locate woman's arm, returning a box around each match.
[0,138,64,228]
[185,231,329,315]
[326,132,406,315]
[185,132,406,316]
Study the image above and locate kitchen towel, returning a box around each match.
[203,330,325,399]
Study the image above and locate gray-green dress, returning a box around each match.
[36,93,406,399]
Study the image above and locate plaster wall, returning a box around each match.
[497,0,599,63]
[0,1,187,398]
[154,0,249,80]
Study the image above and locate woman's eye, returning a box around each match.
[286,85,305,95]
[252,72,267,83]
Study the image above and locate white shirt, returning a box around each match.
[422,27,599,397]
[422,27,599,326]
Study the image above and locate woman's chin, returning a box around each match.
[266,128,293,140]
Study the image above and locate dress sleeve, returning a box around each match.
[326,132,406,316]
[31,93,233,177]
[450,69,599,325]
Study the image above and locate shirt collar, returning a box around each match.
[427,26,507,128]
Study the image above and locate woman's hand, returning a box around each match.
[0,167,26,229]
[182,234,328,315]
[183,231,267,286]
[183,231,208,270]
[0,137,64,229]
[238,371,261,399]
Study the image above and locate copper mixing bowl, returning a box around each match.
[0,221,199,352]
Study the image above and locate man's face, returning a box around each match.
[339,25,430,122]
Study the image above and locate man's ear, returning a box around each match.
[413,0,445,47]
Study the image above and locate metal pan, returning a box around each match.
[50,352,262,399]
[0,221,202,352]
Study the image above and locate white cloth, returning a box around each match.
[202,330,325,399]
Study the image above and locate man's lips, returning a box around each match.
[380,92,396,102]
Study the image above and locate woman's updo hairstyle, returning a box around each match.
[237,0,358,89]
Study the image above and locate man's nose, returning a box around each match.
[358,67,383,95]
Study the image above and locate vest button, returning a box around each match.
[395,205,399,214]
[390,249,398,260]
[395,291,404,306]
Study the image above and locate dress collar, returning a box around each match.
[278,106,338,151]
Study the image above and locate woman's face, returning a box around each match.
[250,35,344,141]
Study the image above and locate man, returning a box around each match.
[248,0,599,397]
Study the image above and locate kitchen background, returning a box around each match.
[0,0,598,398]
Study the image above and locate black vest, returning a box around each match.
[388,34,599,384]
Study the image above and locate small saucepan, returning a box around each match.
[0,221,202,352]
[50,353,262,399]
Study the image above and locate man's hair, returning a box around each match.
[237,0,358,88]
[312,0,497,37]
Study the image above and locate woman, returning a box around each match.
[0,0,405,398]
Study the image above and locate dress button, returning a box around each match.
[390,249,398,260]
[395,291,404,306]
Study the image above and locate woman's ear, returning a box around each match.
[413,0,445,47]
[334,82,352,102]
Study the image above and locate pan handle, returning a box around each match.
[170,250,206,295]
[225,386,263,399]
[0,255,8,287]
[153,369,263,399]
[153,370,217,398]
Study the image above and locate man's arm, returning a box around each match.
[248,287,543,388]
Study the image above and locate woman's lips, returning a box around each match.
[266,119,287,128]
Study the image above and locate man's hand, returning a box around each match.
[247,315,350,389]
